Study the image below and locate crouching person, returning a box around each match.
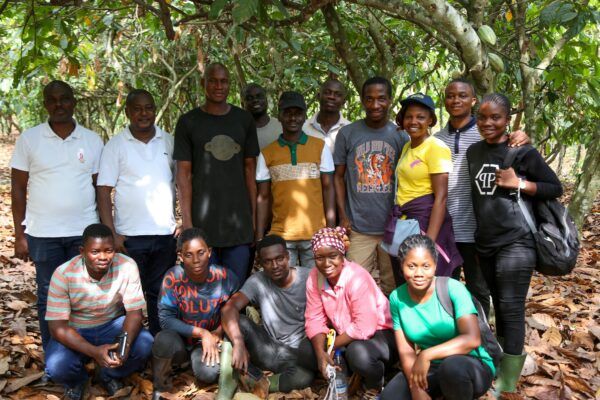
[45,223,153,400]
[221,235,317,396]
[152,228,239,399]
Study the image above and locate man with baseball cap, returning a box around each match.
[255,91,335,267]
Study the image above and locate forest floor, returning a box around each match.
[0,139,598,400]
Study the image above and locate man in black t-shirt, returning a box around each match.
[173,63,259,284]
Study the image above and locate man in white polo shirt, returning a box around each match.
[10,80,104,351]
[303,78,350,153]
[97,89,177,336]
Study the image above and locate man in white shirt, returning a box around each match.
[243,83,282,150]
[97,89,177,335]
[303,79,350,152]
[10,80,104,350]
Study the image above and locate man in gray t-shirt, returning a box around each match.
[333,77,409,294]
[221,235,316,393]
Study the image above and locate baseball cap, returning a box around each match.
[400,93,436,111]
[278,91,307,111]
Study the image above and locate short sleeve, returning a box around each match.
[389,290,403,331]
[333,128,348,165]
[244,114,260,158]
[320,144,335,173]
[239,274,260,304]
[45,268,71,321]
[97,138,120,187]
[256,153,271,182]
[225,268,241,293]
[447,279,477,320]
[159,269,179,308]
[90,134,104,174]
[10,134,31,172]
[122,260,146,311]
[173,115,192,161]
[426,140,452,174]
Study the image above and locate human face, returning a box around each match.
[444,82,476,119]
[318,81,346,113]
[362,84,391,124]
[314,246,345,283]
[243,86,267,116]
[477,102,510,144]
[278,107,306,136]
[402,247,436,293]
[203,66,230,104]
[126,94,156,133]
[81,237,115,280]
[179,238,212,282]
[44,85,76,124]
[403,104,433,144]
[259,244,290,284]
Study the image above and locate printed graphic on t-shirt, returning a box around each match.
[475,163,499,195]
[204,135,241,161]
[354,140,396,193]
[270,162,320,182]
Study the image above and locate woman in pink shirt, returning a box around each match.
[305,227,397,399]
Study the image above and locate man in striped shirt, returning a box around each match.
[44,224,153,400]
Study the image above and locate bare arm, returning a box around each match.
[176,160,193,229]
[334,165,351,231]
[321,174,336,227]
[427,173,449,242]
[221,292,251,371]
[244,157,257,234]
[97,186,126,253]
[255,181,271,241]
[120,309,144,361]
[393,329,429,398]
[11,168,29,260]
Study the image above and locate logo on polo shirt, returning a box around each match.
[475,163,499,195]
[77,148,85,163]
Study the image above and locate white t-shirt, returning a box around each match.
[97,126,176,236]
[303,113,350,153]
[10,122,104,237]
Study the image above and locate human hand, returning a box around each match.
[114,234,128,255]
[317,351,335,380]
[508,130,530,147]
[173,225,183,238]
[93,343,122,369]
[14,234,29,261]
[339,216,352,233]
[200,330,221,367]
[410,351,431,390]
[231,342,250,372]
[495,167,519,190]
[410,386,432,400]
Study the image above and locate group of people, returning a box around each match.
[10,61,563,400]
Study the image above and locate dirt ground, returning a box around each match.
[0,139,598,400]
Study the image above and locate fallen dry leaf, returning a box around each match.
[541,327,562,346]
[4,370,44,393]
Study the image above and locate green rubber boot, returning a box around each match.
[216,341,237,400]
[494,353,526,397]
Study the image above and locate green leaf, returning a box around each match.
[232,0,258,24]
[272,0,290,17]
[209,0,229,20]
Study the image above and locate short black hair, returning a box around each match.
[480,93,511,118]
[82,223,114,245]
[203,62,229,79]
[397,234,438,265]
[177,228,209,251]
[43,80,74,99]
[446,78,476,97]
[320,78,347,97]
[361,76,392,98]
[243,83,265,97]
[125,89,154,107]
[256,235,287,255]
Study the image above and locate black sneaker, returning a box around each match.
[101,377,124,396]
[64,383,85,400]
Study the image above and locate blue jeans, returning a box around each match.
[45,316,153,388]
[209,244,251,286]
[26,234,82,351]
[124,235,177,335]
[286,240,314,268]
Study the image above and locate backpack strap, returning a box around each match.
[435,277,455,318]
[502,146,520,169]
[503,146,538,234]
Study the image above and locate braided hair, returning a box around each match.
[397,234,438,266]
[177,227,209,251]
[480,93,511,118]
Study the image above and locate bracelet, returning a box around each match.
[517,178,523,199]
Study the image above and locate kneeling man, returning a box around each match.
[221,235,316,394]
[45,223,153,400]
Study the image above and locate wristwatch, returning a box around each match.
[518,178,526,190]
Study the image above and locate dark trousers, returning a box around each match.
[238,315,316,392]
[45,316,154,388]
[26,234,82,351]
[124,235,177,335]
[457,242,491,317]
[152,330,220,384]
[346,329,398,389]
[381,355,493,400]
[209,244,252,286]
[479,238,536,355]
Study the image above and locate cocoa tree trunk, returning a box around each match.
[568,138,600,229]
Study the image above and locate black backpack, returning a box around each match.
[436,277,503,371]
[503,147,580,276]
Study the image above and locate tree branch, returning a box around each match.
[366,11,394,78]
[157,0,176,40]
[156,64,198,123]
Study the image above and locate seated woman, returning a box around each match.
[381,234,494,400]
[305,227,397,400]
[386,93,462,282]
[151,228,239,399]
[467,93,563,394]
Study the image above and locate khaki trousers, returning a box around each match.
[346,231,396,295]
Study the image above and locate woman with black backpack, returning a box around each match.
[466,93,563,395]
[381,234,495,400]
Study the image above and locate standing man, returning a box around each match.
[242,83,282,150]
[174,63,259,283]
[10,80,104,350]
[333,77,409,295]
[97,89,178,335]
[303,78,350,153]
